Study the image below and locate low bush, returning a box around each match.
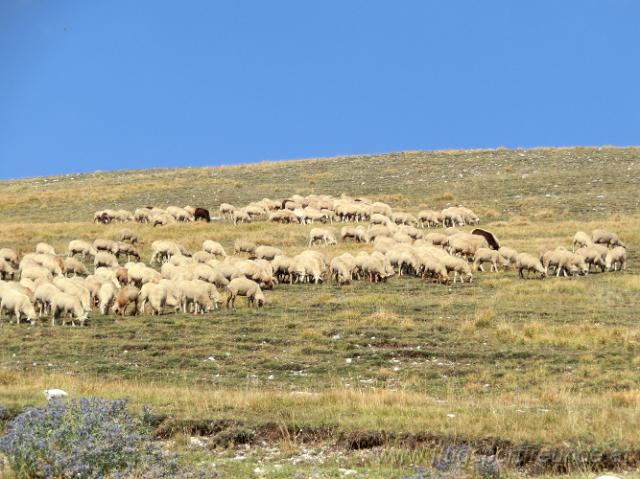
[0,398,213,479]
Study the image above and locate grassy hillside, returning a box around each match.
[1,147,640,477]
[1,147,639,224]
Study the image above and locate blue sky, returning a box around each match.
[1,1,639,179]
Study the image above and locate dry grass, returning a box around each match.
[5,372,640,449]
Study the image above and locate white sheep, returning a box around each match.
[608,246,627,271]
[233,239,257,256]
[33,282,61,315]
[1,289,37,324]
[98,281,119,315]
[63,257,89,277]
[138,282,169,315]
[255,245,282,261]
[498,246,519,267]
[0,258,17,280]
[473,248,509,272]
[93,238,119,254]
[226,277,265,309]
[68,240,97,260]
[203,240,227,257]
[35,242,56,255]
[308,228,337,247]
[592,229,626,249]
[119,228,139,244]
[0,248,19,267]
[572,231,592,251]
[516,253,546,279]
[94,251,119,269]
[51,292,87,326]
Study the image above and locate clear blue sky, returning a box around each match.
[1,1,639,179]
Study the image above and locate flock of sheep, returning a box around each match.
[0,193,628,327]
[93,193,479,228]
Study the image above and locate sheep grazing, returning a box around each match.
[292,254,325,284]
[575,245,609,273]
[20,265,53,282]
[219,203,236,219]
[98,281,119,315]
[419,255,449,284]
[203,240,227,258]
[356,254,394,283]
[330,256,354,285]
[255,245,282,261]
[542,249,588,277]
[497,247,519,268]
[68,240,97,260]
[226,277,265,309]
[112,286,140,317]
[177,279,221,313]
[23,253,63,277]
[51,292,88,326]
[608,246,627,271]
[138,282,169,315]
[150,240,186,264]
[367,225,394,243]
[94,251,119,269]
[340,226,358,242]
[167,206,194,222]
[418,210,444,228]
[35,242,56,256]
[115,242,140,262]
[572,231,592,251]
[232,209,251,225]
[1,290,37,325]
[194,207,211,222]
[0,258,16,280]
[391,212,418,227]
[63,257,89,277]
[33,283,61,315]
[234,239,257,256]
[473,248,509,272]
[592,229,626,249]
[272,255,296,285]
[369,214,391,226]
[52,277,91,312]
[441,207,465,227]
[119,229,139,245]
[447,237,479,259]
[0,248,19,268]
[93,238,119,254]
[235,260,275,289]
[308,228,337,247]
[516,253,546,279]
[438,255,473,283]
[269,209,298,224]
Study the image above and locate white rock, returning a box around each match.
[43,389,68,400]
[189,436,206,448]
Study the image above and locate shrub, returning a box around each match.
[0,398,211,479]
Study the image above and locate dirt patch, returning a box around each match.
[339,430,388,450]
[154,418,242,439]
[154,418,640,473]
